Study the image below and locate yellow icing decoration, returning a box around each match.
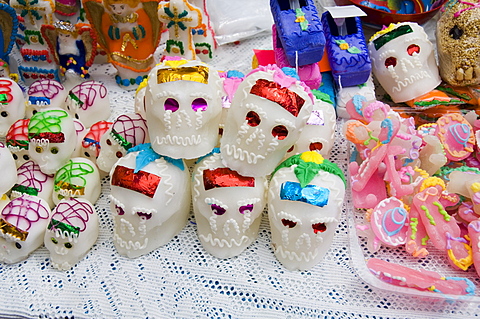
[164,59,188,68]
[369,23,398,42]
[447,243,473,271]
[299,151,324,164]
[414,166,429,179]
[419,177,445,192]
[339,43,349,50]
[471,182,480,193]
[136,77,148,95]
[295,16,306,23]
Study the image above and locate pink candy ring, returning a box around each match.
[370,197,409,247]
[435,113,475,162]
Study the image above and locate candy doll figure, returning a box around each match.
[6,119,31,168]
[82,0,162,88]
[0,1,19,76]
[0,78,26,137]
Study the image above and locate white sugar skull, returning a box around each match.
[0,78,26,137]
[0,141,18,195]
[52,157,101,205]
[65,81,111,128]
[192,150,267,258]
[6,119,31,168]
[0,194,51,263]
[28,109,77,175]
[268,152,346,271]
[80,120,112,163]
[220,65,314,177]
[368,22,441,103]
[145,58,223,159]
[11,161,55,209]
[26,79,67,118]
[96,113,148,173]
[285,94,337,159]
[44,198,99,270]
[109,144,190,258]
[71,119,88,158]
[436,0,480,86]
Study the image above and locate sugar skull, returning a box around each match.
[0,78,26,137]
[26,79,68,118]
[65,81,110,128]
[268,152,346,271]
[220,65,314,177]
[96,112,148,173]
[144,58,223,159]
[11,161,55,209]
[81,120,113,163]
[28,109,77,175]
[368,22,441,103]
[44,197,99,270]
[109,143,190,258]
[192,149,267,258]
[436,0,480,86]
[71,119,88,158]
[0,194,51,263]
[0,142,18,195]
[6,119,31,168]
[52,157,101,205]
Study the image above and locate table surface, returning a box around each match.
[2,7,480,319]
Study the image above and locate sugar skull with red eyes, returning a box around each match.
[145,58,223,159]
[109,144,190,258]
[192,149,267,259]
[268,152,346,271]
[368,22,441,103]
[220,65,314,177]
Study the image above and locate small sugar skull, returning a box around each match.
[96,112,148,173]
[28,109,77,175]
[6,119,31,168]
[368,22,441,103]
[44,198,99,270]
[0,194,51,263]
[268,152,346,271]
[192,149,267,258]
[437,0,480,86]
[52,157,101,205]
[0,142,18,195]
[220,65,314,177]
[81,120,112,162]
[0,78,26,136]
[65,81,110,128]
[26,79,68,118]
[145,58,223,159]
[11,161,55,209]
[109,144,190,258]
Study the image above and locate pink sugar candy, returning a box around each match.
[405,201,429,258]
[468,220,480,278]
[435,113,475,162]
[370,197,409,247]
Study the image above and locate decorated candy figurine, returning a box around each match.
[189,0,216,61]
[0,194,51,263]
[268,152,346,271]
[82,0,162,88]
[26,79,68,118]
[192,149,267,259]
[44,197,99,270]
[0,142,18,195]
[52,157,101,205]
[368,22,441,103]
[96,112,148,173]
[145,58,223,159]
[0,1,19,69]
[435,113,475,162]
[220,65,314,177]
[336,76,376,119]
[28,109,77,175]
[41,21,97,84]
[109,144,190,258]
[437,0,480,86]
[6,119,31,168]
[0,78,26,137]
[81,120,113,162]
[55,0,81,21]
[65,81,110,128]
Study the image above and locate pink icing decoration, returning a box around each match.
[1,196,50,231]
[52,198,94,232]
[27,79,64,99]
[70,81,108,110]
[16,161,50,192]
[112,113,148,146]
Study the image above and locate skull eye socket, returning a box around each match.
[106,139,112,146]
[246,111,261,127]
[15,242,22,249]
[50,147,59,154]
[239,204,253,214]
[115,151,123,158]
[191,98,208,111]
[407,44,420,56]
[64,242,73,249]
[35,146,43,153]
[12,153,18,160]
[23,155,29,161]
[309,142,323,151]
[164,98,179,112]
[385,57,397,68]
[1,111,8,117]
[312,222,327,234]
[281,219,297,228]
[51,237,58,244]
[211,203,226,215]
[449,25,463,40]
[272,125,288,140]
[115,205,125,215]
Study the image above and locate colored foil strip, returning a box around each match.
[28,96,51,105]
[68,92,84,106]
[54,181,85,195]
[279,181,330,207]
[250,79,305,117]
[111,165,161,198]
[28,132,65,143]
[82,137,100,148]
[0,218,28,241]
[111,129,132,150]
[157,65,209,84]
[11,184,39,196]
[306,110,325,126]
[7,139,29,149]
[373,25,413,50]
[0,93,8,104]
[48,218,80,235]
[203,167,255,191]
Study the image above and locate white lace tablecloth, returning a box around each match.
[2,22,480,319]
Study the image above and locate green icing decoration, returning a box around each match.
[373,25,413,50]
[68,92,84,106]
[28,109,69,134]
[436,86,471,100]
[311,89,333,104]
[410,217,418,240]
[54,160,94,191]
[48,219,80,235]
[347,47,361,54]
[433,201,450,221]
[12,184,38,196]
[295,8,309,31]
[421,235,430,246]
[0,93,7,104]
[421,205,436,226]
[111,129,133,150]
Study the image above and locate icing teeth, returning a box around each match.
[113,229,148,251]
[223,144,265,164]
[274,244,319,263]
[154,135,202,146]
[199,233,249,248]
